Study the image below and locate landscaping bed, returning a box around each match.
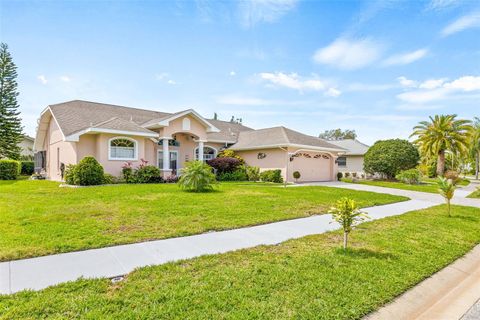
[0,180,406,261]
[1,205,479,319]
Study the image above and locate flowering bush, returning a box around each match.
[207,157,241,173]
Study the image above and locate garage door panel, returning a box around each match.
[290,153,331,182]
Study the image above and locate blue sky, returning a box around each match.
[1,0,480,144]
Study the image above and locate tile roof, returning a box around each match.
[328,139,370,155]
[230,126,346,151]
[47,100,252,142]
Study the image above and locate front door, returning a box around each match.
[158,151,179,174]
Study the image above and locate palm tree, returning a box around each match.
[411,115,472,176]
[437,177,455,216]
[470,117,480,180]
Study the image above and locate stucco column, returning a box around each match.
[198,141,204,162]
[162,138,170,170]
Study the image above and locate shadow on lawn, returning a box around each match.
[335,248,397,260]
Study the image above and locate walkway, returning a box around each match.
[1,198,435,294]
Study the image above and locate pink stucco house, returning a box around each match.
[34,100,346,183]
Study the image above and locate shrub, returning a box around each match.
[178,161,217,192]
[122,162,135,183]
[207,157,240,173]
[217,149,244,164]
[217,169,248,181]
[260,169,283,183]
[337,172,343,180]
[20,161,34,175]
[64,164,78,185]
[444,170,460,185]
[344,172,350,178]
[395,169,421,184]
[293,171,301,181]
[73,156,104,186]
[0,159,20,180]
[103,173,115,184]
[164,174,179,183]
[352,172,357,178]
[134,165,162,183]
[246,166,260,181]
[364,139,420,179]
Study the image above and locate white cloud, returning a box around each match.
[427,0,462,10]
[444,76,480,91]
[382,48,428,66]
[59,76,71,82]
[167,80,176,85]
[396,75,480,103]
[258,72,341,97]
[325,88,341,97]
[238,0,298,28]
[313,38,384,70]
[229,71,236,76]
[419,78,447,89]
[37,75,47,85]
[397,76,417,88]
[441,12,480,37]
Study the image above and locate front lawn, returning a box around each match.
[468,189,480,198]
[1,205,479,319]
[349,178,470,194]
[0,180,406,261]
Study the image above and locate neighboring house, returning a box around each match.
[34,100,346,182]
[329,139,369,174]
[19,136,34,158]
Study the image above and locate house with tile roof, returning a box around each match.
[34,100,347,182]
[327,139,370,174]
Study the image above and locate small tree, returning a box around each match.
[437,177,455,216]
[364,139,419,179]
[178,161,217,192]
[293,171,301,182]
[329,198,369,250]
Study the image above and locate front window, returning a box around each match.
[158,151,178,174]
[109,137,137,160]
[337,156,347,167]
[195,146,216,161]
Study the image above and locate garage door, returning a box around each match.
[290,152,332,182]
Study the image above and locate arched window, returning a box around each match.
[195,146,217,161]
[109,137,137,160]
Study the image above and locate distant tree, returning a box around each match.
[411,115,472,176]
[319,128,357,140]
[229,116,242,124]
[0,43,23,159]
[364,139,420,179]
[213,112,218,120]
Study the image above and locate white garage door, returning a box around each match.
[290,152,332,182]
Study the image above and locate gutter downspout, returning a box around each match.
[279,147,289,188]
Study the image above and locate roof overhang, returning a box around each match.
[144,109,220,133]
[65,128,159,142]
[230,143,346,153]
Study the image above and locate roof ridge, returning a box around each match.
[92,116,119,127]
[50,99,172,117]
[279,126,290,144]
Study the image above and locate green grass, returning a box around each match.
[468,189,480,198]
[350,178,470,194]
[1,205,479,319]
[0,180,406,261]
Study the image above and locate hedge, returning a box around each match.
[20,161,34,175]
[260,169,283,183]
[0,160,21,180]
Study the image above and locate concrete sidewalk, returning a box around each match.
[0,199,435,294]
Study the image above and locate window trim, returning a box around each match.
[108,136,138,161]
[194,145,217,161]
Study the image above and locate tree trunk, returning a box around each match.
[437,150,445,176]
[447,199,451,217]
[474,152,478,179]
[343,231,348,250]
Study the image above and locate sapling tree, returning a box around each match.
[329,198,369,250]
[437,177,456,216]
